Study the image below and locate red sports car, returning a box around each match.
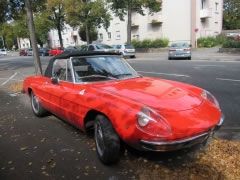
[23,52,224,164]
[49,47,64,56]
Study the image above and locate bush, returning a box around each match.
[197,37,218,48]
[151,38,169,48]
[222,39,240,48]
[131,39,142,48]
[132,38,169,48]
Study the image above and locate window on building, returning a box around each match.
[99,33,103,40]
[107,32,111,40]
[201,0,206,9]
[215,2,219,11]
[116,31,121,40]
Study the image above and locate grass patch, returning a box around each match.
[8,81,23,93]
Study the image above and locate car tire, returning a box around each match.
[94,115,121,165]
[168,57,171,60]
[188,57,191,60]
[30,92,48,117]
[130,55,136,58]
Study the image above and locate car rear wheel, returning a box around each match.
[94,115,120,165]
[168,57,172,60]
[31,92,48,117]
[188,57,191,60]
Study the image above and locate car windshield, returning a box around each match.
[72,56,139,82]
[171,43,189,48]
[124,45,134,49]
[96,44,112,49]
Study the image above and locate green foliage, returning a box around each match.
[197,37,219,48]
[151,38,169,48]
[65,0,111,44]
[223,0,240,30]
[132,38,169,48]
[35,12,54,47]
[222,39,240,48]
[79,26,98,43]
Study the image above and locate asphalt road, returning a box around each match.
[0,50,240,179]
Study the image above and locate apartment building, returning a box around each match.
[98,0,223,47]
[48,24,84,48]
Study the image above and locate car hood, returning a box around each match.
[95,77,203,112]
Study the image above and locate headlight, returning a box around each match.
[201,90,220,108]
[137,107,172,137]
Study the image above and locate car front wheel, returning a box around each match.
[31,92,48,117]
[94,115,120,165]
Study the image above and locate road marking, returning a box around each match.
[1,72,18,86]
[216,78,240,82]
[137,71,190,77]
[194,65,224,67]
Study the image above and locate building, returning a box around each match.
[17,38,31,49]
[48,24,84,48]
[98,0,223,47]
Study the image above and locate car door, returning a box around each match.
[45,59,76,123]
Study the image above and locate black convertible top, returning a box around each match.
[44,51,120,77]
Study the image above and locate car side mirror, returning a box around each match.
[51,77,59,84]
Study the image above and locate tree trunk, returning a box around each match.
[85,25,90,45]
[25,0,43,75]
[127,4,132,44]
[57,23,63,48]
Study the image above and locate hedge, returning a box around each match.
[132,38,169,48]
[222,39,240,48]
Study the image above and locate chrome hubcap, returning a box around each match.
[95,122,105,156]
[32,94,39,113]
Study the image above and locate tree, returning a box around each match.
[223,0,240,30]
[0,23,16,49]
[107,0,162,44]
[65,0,111,45]
[25,0,43,75]
[47,0,65,48]
[35,12,54,47]
[79,26,98,43]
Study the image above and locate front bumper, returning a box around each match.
[139,115,224,152]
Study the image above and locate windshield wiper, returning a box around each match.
[78,74,117,80]
[114,73,133,78]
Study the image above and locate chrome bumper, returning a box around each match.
[140,115,224,152]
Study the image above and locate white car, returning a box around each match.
[0,49,7,56]
[114,44,136,58]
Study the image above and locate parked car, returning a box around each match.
[23,51,223,164]
[39,48,49,56]
[114,44,136,58]
[64,46,79,53]
[26,48,33,56]
[0,49,7,56]
[168,42,191,60]
[19,49,27,56]
[49,47,64,56]
[81,44,115,52]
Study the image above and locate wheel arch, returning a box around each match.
[83,109,109,135]
[27,87,33,96]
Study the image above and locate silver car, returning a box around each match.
[26,48,33,56]
[114,44,136,58]
[0,49,7,56]
[168,42,191,60]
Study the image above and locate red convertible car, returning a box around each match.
[23,52,224,164]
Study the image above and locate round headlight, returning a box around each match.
[201,90,220,108]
